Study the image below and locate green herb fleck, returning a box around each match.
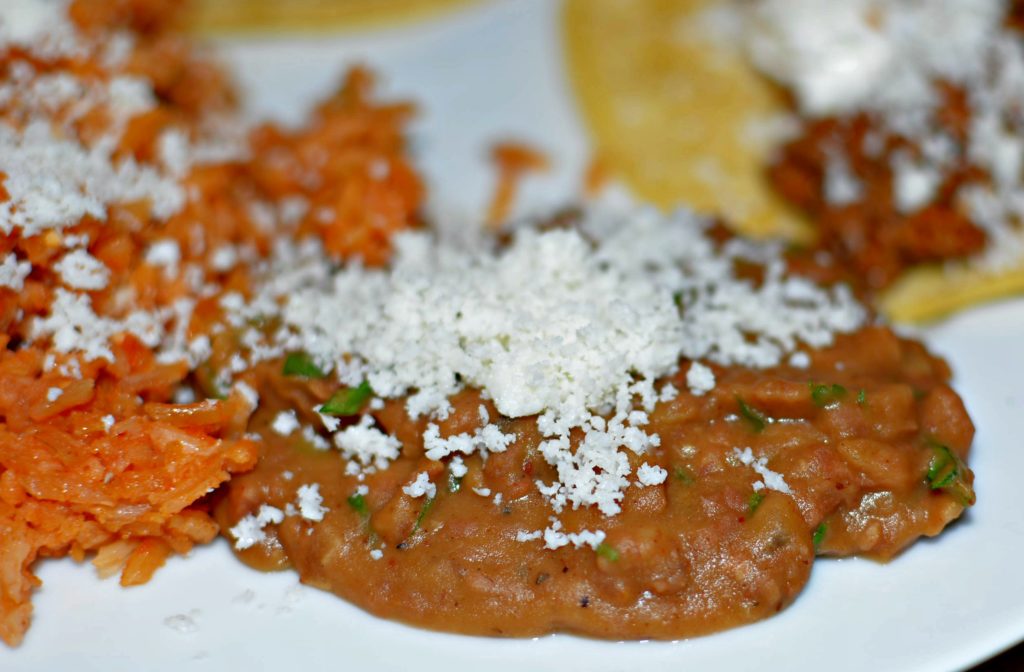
[413,496,435,532]
[448,471,462,493]
[856,389,867,406]
[809,382,848,407]
[748,491,765,514]
[926,441,976,506]
[736,396,767,433]
[282,352,326,378]
[595,543,620,562]
[812,522,827,549]
[674,466,695,484]
[347,493,369,517]
[320,381,373,416]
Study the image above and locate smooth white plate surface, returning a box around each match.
[4,1,1024,670]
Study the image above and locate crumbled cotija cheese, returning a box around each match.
[733,447,793,494]
[232,198,861,534]
[230,504,285,551]
[403,472,437,499]
[296,483,327,521]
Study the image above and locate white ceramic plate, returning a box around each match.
[4,2,1024,670]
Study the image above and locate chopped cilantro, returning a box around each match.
[736,396,767,433]
[926,441,976,506]
[674,465,695,484]
[595,543,620,562]
[282,352,326,378]
[809,382,847,407]
[448,470,462,493]
[812,522,827,549]
[748,491,765,514]
[347,493,369,517]
[320,381,373,416]
[413,496,435,532]
[856,389,867,406]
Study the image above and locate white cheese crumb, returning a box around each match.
[45,386,62,402]
[318,412,341,432]
[232,381,259,409]
[101,414,115,432]
[144,239,181,272]
[0,253,31,291]
[270,410,299,436]
[230,504,285,550]
[422,421,515,461]
[540,518,607,551]
[789,351,811,369]
[472,487,491,497]
[636,462,668,486]
[515,530,543,542]
[54,248,109,290]
[369,549,384,560]
[355,484,369,496]
[296,483,327,522]
[403,472,436,499]
[333,414,401,470]
[449,454,468,478]
[686,361,716,396]
[733,447,793,494]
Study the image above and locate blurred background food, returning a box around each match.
[563,0,809,242]
[186,0,479,33]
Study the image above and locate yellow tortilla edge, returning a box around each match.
[186,0,481,36]
[879,261,1024,323]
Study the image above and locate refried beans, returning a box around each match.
[213,207,975,639]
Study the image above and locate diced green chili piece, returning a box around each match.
[748,491,765,514]
[347,493,369,517]
[856,389,867,406]
[736,396,767,433]
[674,465,695,484]
[412,496,435,533]
[809,382,847,407]
[812,522,827,549]
[320,381,373,416]
[283,352,326,378]
[595,543,620,562]
[926,442,976,506]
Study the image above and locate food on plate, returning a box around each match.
[0,0,978,648]
[563,0,810,242]
[185,0,480,34]
[0,0,421,646]
[565,0,1024,321]
[215,199,975,638]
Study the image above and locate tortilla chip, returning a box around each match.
[563,0,809,242]
[187,0,479,34]
[880,262,1024,322]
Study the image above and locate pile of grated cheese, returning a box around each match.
[225,195,865,546]
[747,0,1024,271]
